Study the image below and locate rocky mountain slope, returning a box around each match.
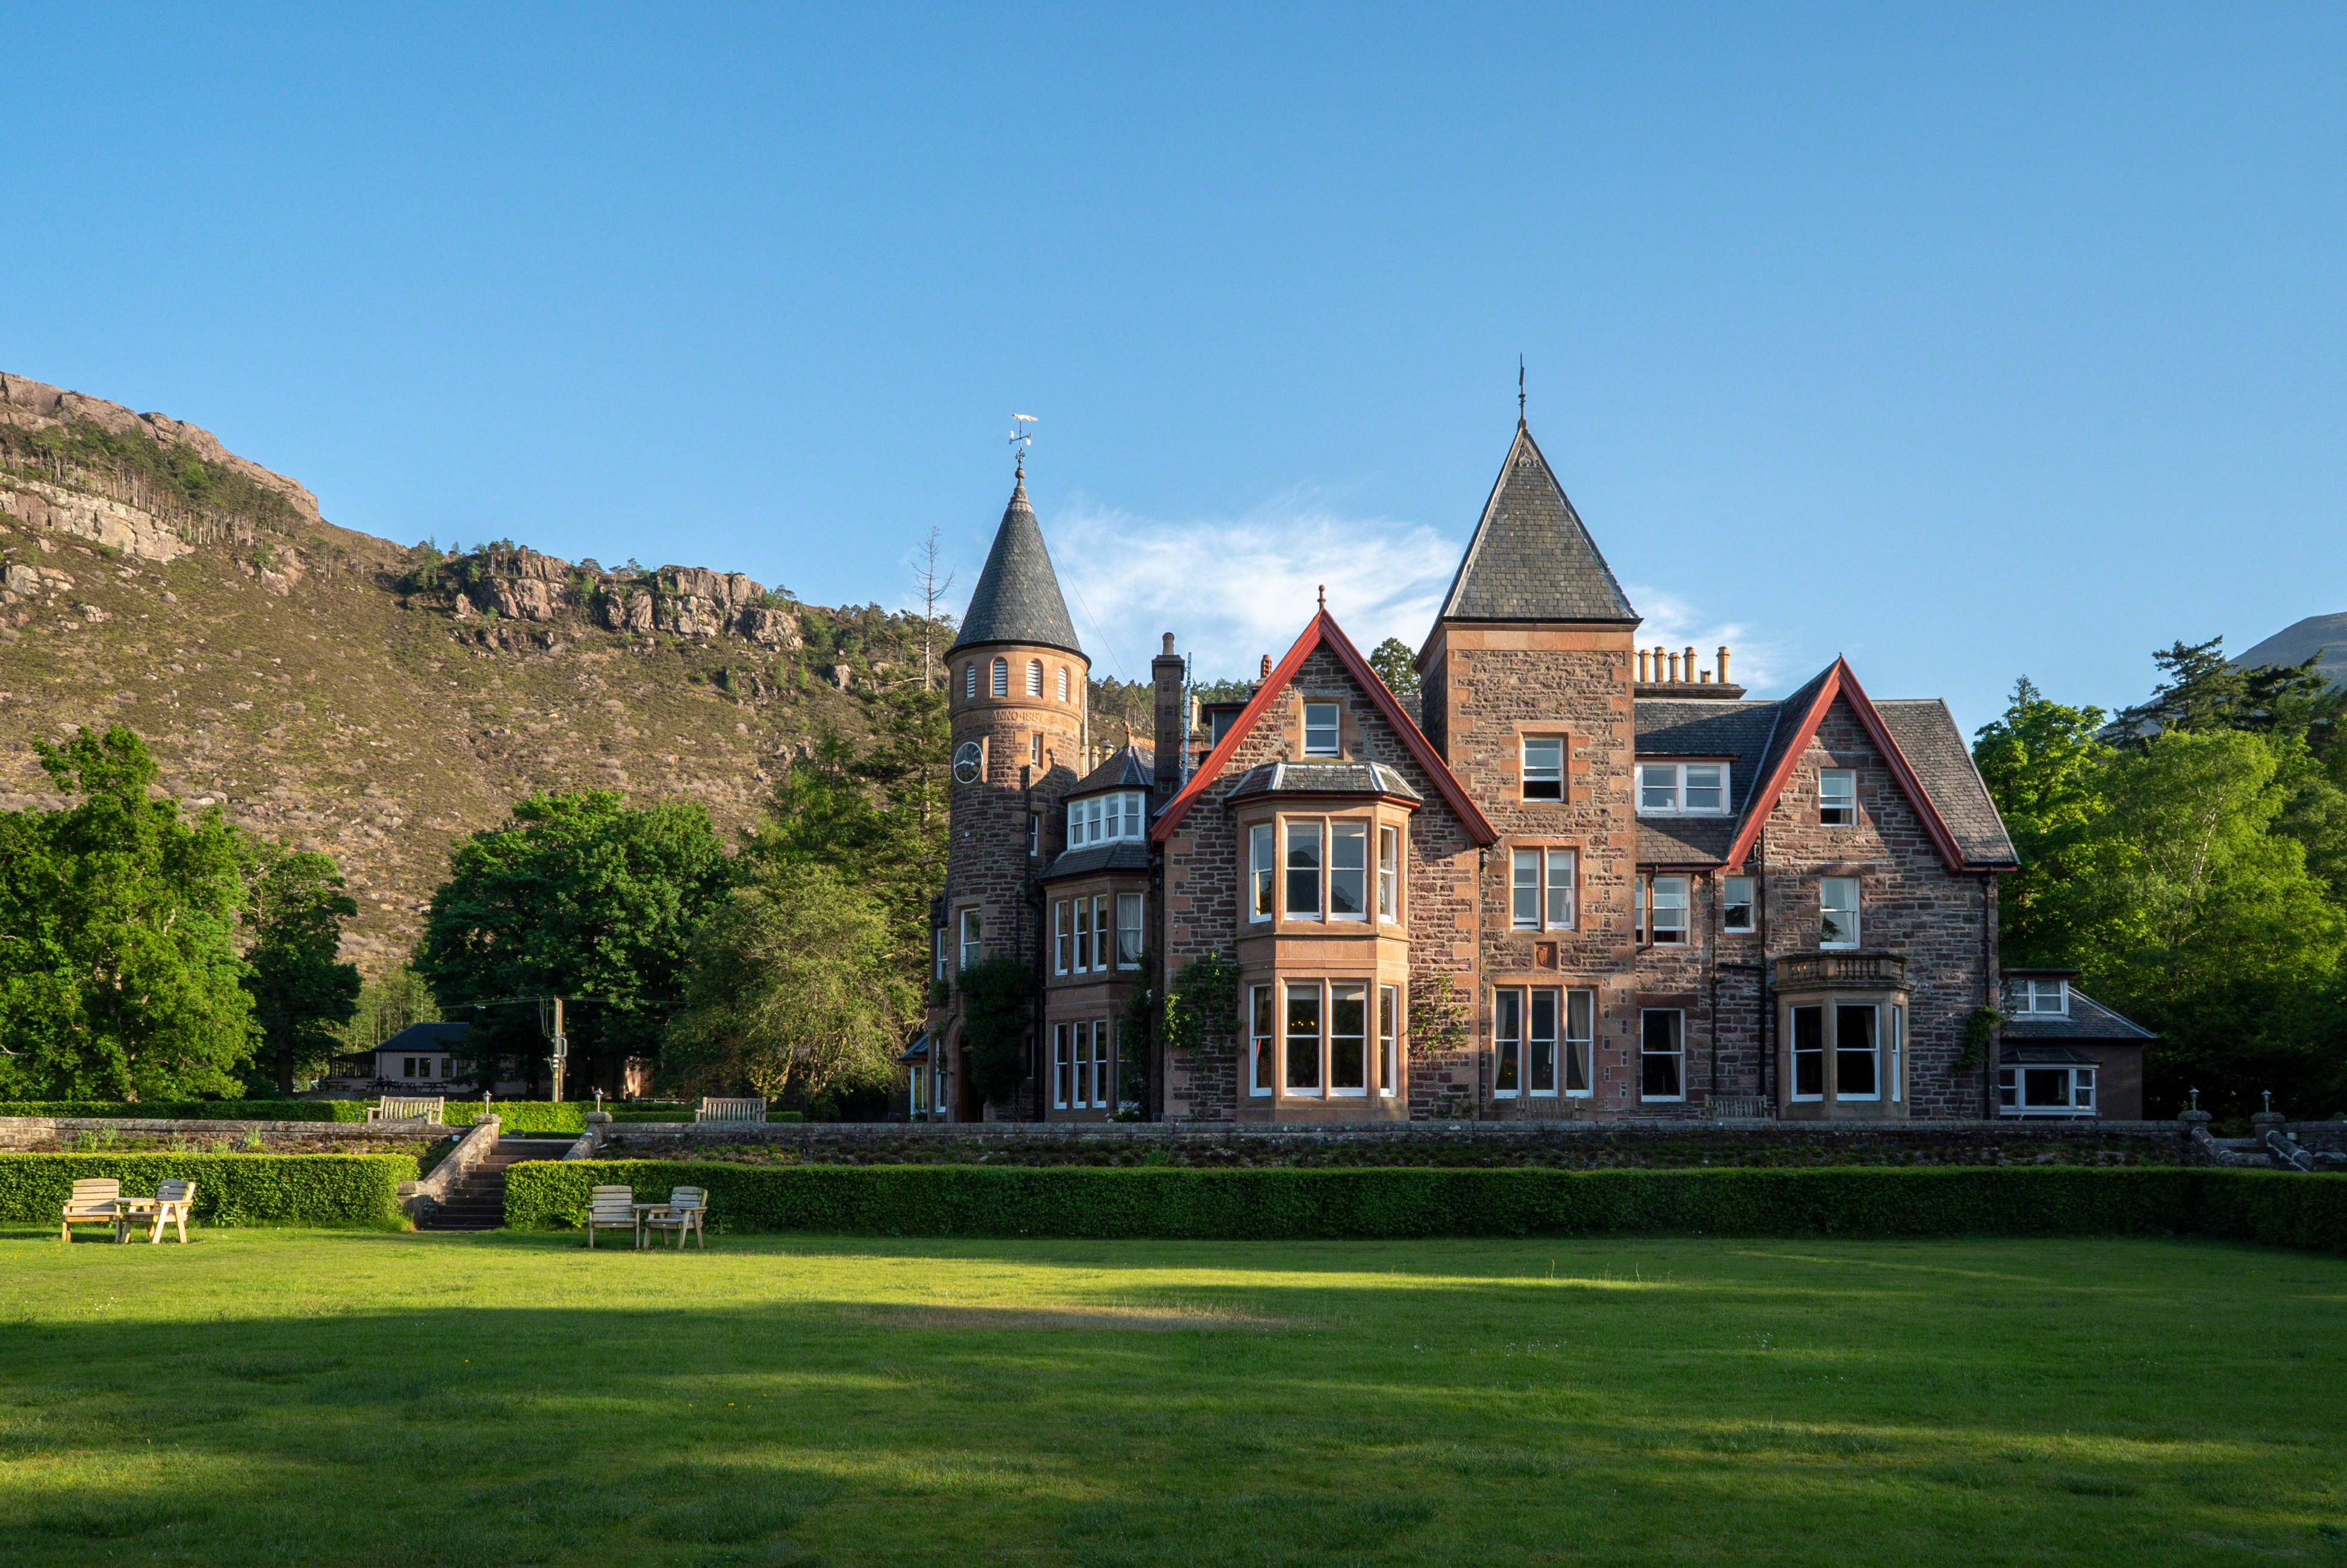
[0,372,943,973]
[2239,612,2347,692]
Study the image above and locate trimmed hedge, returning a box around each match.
[0,1153,415,1228]
[0,1100,362,1122]
[445,1103,584,1135]
[503,1163,2347,1253]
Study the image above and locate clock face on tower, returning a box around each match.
[952,740,983,784]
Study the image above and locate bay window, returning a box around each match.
[1835,1003,1878,1100]
[1820,877,1860,949]
[1067,791,1149,848]
[1248,814,1405,929]
[1053,901,1070,974]
[1791,1005,1824,1100]
[1378,826,1399,921]
[1074,898,1092,971]
[1250,824,1275,922]
[2000,1060,2096,1117]
[1789,1000,1904,1108]
[1331,983,1368,1095]
[1331,823,1368,920]
[1250,985,1275,1096]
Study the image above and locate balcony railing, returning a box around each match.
[1773,951,1907,991]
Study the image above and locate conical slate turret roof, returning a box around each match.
[1439,422,1638,624]
[950,472,1083,656]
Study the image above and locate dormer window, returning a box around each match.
[1637,762,1729,815]
[2004,978,2070,1016]
[1066,791,1147,848]
[1304,703,1340,757]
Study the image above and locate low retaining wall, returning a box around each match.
[0,1116,453,1151]
[586,1118,2193,1168]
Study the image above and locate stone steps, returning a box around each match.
[418,1137,575,1231]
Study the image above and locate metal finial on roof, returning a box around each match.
[1317,584,1326,610]
[1519,355,1526,425]
[1010,413,1037,477]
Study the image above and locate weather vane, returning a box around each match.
[1519,355,1526,423]
[1010,413,1037,475]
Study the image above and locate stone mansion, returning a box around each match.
[922,418,2147,1126]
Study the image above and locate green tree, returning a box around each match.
[339,963,441,1053]
[1971,679,2124,965]
[662,862,909,1103]
[0,726,256,1100]
[1367,636,1420,698]
[241,843,361,1095]
[415,792,733,1084]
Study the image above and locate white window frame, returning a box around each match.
[1378,985,1399,1099]
[1564,988,1594,1097]
[1090,1020,1110,1110]
[1512,847,1577,930]
[1052,900,1070,975]
[1790,1004,1824,1103]
[1498,988,1594,1102]
[1378,825,1399,922]
[1999,1063,2097,1118]
[959,909,981,971]
[1834,1002,1880,1102]
[1092,894,1110,974]
[2004,978,2071,1016]
[1722,875,1756,935]
[1303,702,1340,758]
[1820,877,1861,950]
[1494,988,1522,1098]
[1637,761,1731,815]
[1819,768,1856,826]
[1546,848,1576,930]
[1329,982,1369,1097]
[1889,1004,1904,1104]
[1648,876,1690,945]
[1526,988,1559,1097]
[1285,820,1323,921]
[1640,1009,1685,1102]
[1249,824,1275,924]
[1510,848,1541,930]
[1249,985,1275,1097]
[1116,892,1144,970]
[1285,981,1323,1095]
[1329,822,1369,922]
[1522,736,1564,801]
[1073,897,1092,972]
[1052,1022,1073,1110]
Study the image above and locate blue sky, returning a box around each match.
[4,4,2341,731]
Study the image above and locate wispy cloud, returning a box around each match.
[1045,493,1463,685]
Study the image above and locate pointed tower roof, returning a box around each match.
[1438,422,1637,624]
[950,470,1083,656]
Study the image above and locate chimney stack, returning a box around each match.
[1151,634,1186,800]
[1259,653,1272,680]
[1717,645,1731,685]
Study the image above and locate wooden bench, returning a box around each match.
[60,1178,120,1243]
[585,1184,640,1249]
[641,1187,709,1251]
[694,1097,766,1125]
[368,1095,446,1125]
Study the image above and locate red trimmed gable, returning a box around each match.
[1152,609,1497,845]
[1723,657,1973,873]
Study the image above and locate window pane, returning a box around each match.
[1074,899,1091,971]
[1331,823,1368,919]
[1651,877,1689,943]
[1286,822,1322,917]
[1836,1004,1878,1098]
[1723,876,1755,933]
[1093,897,1110,971]
[1641,1010,1683,1099]
[1379,985,1398,1098]
[1511,848,1539,928]
[1640,763,1679,812]
[1546,849,1575,929]
[1304,703,1340,756]
[1529,989,1558,1094]
[1378,826,1399,920]
[1820,769,1855,824]
[1285,984,1322,1090]
[1564,989,1593,1094]
[1820,877,1859,948]
[1093,1021,1111,1109]
[1074,1023,1092,1107]
[1117,894,1144,967]
[2075,1069,2095,1109]
[1054,901,1069,973]
[1331,985,1367,1092]
[1792,1006,1823,1098]
[1054,1024,1072,1109]
[1494,989,1521,1094]
[1251,824,1275,921]
[2024,1068,2069,1107]
[1683,764,1723,813]
[1523,738,1563,800]
[1251,986,1275,1094]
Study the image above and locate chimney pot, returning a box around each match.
[1717,645,1731,685]
[1667,651,1681,682]
[1161,632,1175,655]
[1684,646,1696,680]
[1637,649,1650,682]
[1259,654,1272,679]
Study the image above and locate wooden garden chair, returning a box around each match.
[641,1187,709,1251]
[143,1180,197,1245]
[585,1184,640,1249]
[60,1178,120,1243]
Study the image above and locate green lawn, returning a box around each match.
[1,1229,2342,1567]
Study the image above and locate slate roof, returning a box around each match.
[1439,422,1638,624]
[1629,669,2019,870]
[378,1021,473,1053]
[1040,840,1152,882]
[2002,989,2158,1043]
[1067,745,1155,799]
[1225,759,1423,804]
[1873,700,2020,867]
[950,476,1083,655]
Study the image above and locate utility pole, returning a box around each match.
[549,995,568,1104]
